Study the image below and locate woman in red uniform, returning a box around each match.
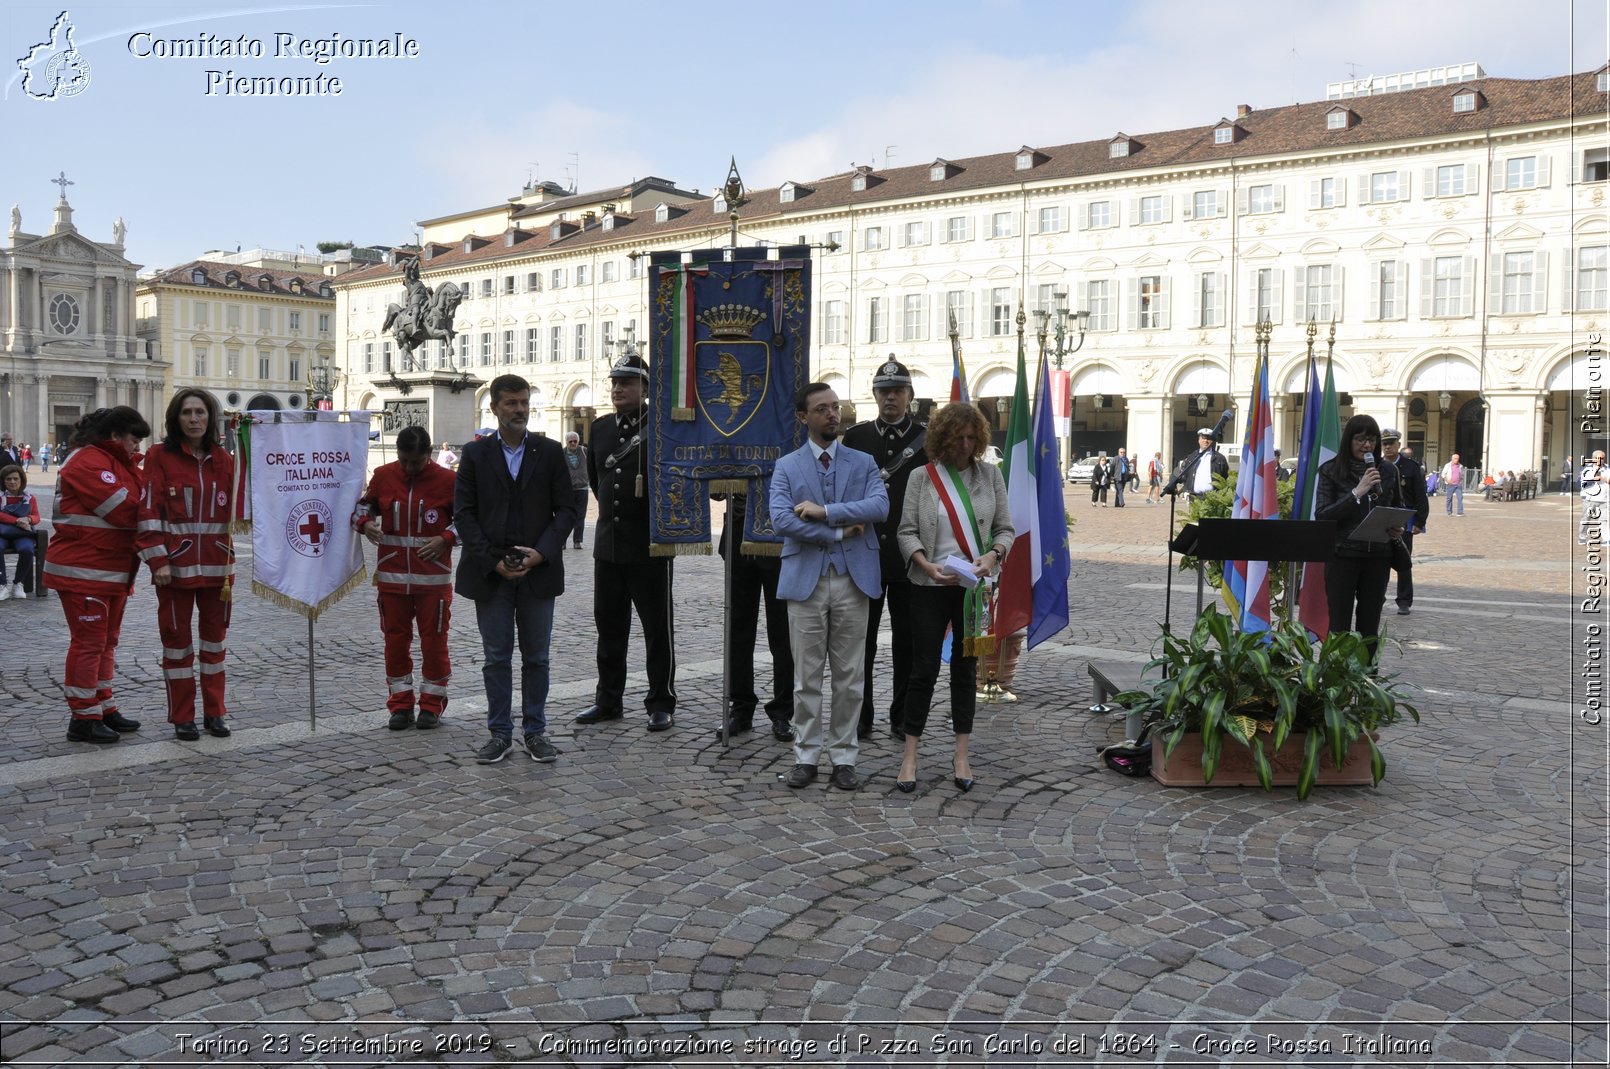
[137,389,235,741]
[45,406,150,744]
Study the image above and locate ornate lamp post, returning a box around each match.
[307,353,339,410]
[1033,290,1090,469]
[721,157,748,249]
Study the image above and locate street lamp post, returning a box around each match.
[307,354,339,410]
[1033,289,1090,470]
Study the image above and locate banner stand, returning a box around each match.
[308,616,317,732]
[719,496,735,750]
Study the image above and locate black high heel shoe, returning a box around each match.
[896,762,917,793]
[952,760,974,792]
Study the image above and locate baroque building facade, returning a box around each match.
[335,65,1610,475]
[1,192,161,449]
[136,251,341,417]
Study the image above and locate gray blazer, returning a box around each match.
[897,461,1016,586]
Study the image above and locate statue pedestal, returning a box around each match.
[375,370,484,457]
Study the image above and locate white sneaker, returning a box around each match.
[9,583,22,599]
[0,585,12,602]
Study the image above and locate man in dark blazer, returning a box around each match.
[0,433,20,470]
[714,491,794,743]
[454,374,577,765]
[1383,429,1428,616]
[574,353,677,732]
[841,358,927,741]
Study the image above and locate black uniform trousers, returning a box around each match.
[594,557,676,715]
[729,554,792,721]
[1325,555,1391,665]
[859,579,914,732]
[1392,529,1415,610]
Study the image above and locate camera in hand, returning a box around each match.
[502,548,528,569]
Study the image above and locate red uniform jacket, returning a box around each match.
[136,442,236,588]
[43,441,144,596]
[354,460,456,594]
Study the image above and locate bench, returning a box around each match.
[0,527,48,598]
[1087,661,1151,741]
[1482,472,1540,501]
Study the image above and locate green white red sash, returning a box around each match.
[658,263,708,421]
[924,462,995,656]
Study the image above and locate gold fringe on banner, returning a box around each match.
[649,542,712,558]
[708,479,749,495]
[964,635,998,658]
[739,540,782,557]
[671,407,696,421]
[251,567,368,621]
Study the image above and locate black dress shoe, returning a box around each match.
[203,716,231,738]
[174,721,200,741]
[66,719,120,743]
[1396,605,1411,615]
[714,719,753,740]
[647,709,674,732]
[830,764,859,791]
[388,710,415,731]
[103,710,141,733]
[415,711,440,730]
[573,705,624,725]
[768,715,795,741]
[785,763,818,788]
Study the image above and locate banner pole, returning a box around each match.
[308,616,316,731]
[720,496,734,749]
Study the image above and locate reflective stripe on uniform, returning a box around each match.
[92,487,130,518]
[45,561,135,584]
[166,522,230,536]
[168,564,232,579]
[64,685,98,699]
[54,513,120,530]
[164,667,192,680]
[377,534,429,547]
[163,645,194,660]
[386,675,415,694]
[199,639,226,654]
[199,662,225,675]
[418,681,449,697]
[376,570,452,586]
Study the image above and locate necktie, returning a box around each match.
[820,452,831,470]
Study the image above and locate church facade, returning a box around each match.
[1,189,163,449]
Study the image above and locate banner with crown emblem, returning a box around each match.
[646,246,812,555]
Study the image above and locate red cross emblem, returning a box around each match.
[298,513,327,545]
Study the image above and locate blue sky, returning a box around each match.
[2,0,1605,271]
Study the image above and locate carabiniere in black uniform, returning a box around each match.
[574,354,677,731]
[841,358,928,740]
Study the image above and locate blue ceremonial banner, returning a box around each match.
[646,246,812,554]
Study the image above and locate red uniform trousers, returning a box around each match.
[379,589,451,716]
[58,591,129,720]
[157,585,232,724]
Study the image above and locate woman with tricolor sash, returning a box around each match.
[895,402,1015,793]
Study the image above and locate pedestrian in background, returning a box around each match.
[562,432,589,549]
[1382,429,1427,616]
[1440,453,1465,516]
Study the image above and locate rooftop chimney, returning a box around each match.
[1236,104,1252,119]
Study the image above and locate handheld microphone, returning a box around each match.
[1364,451,1379,500]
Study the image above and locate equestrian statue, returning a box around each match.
[381,257,463,371]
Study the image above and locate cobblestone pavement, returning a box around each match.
[0,483,1603,1067]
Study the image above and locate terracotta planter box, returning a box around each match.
[1150,731,1378,788]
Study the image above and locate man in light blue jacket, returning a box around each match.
[771,383,888,790]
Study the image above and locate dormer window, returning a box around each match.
[1452,89,1484,113]
[655,203,669,223]
[851,174,867,192]
[258,274,272,292]
[1325,106,1356,131]
[224,270,240,288]
[1215,128,1232,145]
[602,212,615,231]
[1015,147,1042,171]
[1108,134,1138,159]
[779,183,795,204]
[1598,66,1609,92]
[930,164,946,182]
[713,194,727,212]
[463,238,474,254]
[191,268,207,285]
[318,282,332,298]
[550,222,563,240]
[289,279,302,295]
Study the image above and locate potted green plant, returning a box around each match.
[1111,611,1419,799]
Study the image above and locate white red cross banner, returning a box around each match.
[245,411,369,619]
